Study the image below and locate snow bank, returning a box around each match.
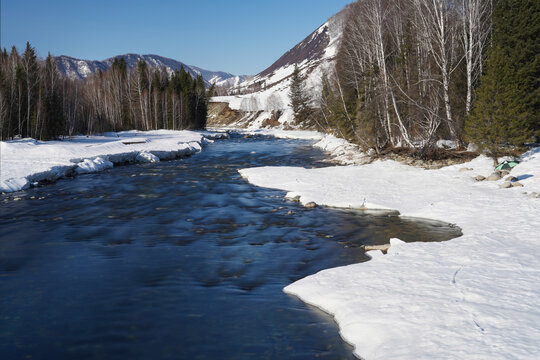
[75,157,114,174]
[313,135,371,164]
[0,130,227,193]
[136,152,160,163]
[239,148,540,359]
[239,129,324,141]
[223,128,371,164]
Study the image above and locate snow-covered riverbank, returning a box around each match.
[239,135,540,359]
[3,127,539,358]
[214,128,370,165]
[0,130,227,193]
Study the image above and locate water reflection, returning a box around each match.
[0,136,460,360]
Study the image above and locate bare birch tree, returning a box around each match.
[412,0,461,142]
[458,0,492,114]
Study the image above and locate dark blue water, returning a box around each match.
[0,136,461,360]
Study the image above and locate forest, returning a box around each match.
[0,45,209,140]
[296,0,539,157]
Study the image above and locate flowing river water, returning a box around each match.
[0,135,461,359]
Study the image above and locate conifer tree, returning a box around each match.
[194,75,207,129]
[289,65,311,124]
[41,54,65,140]
[22,42,39,138]
[206,83,216,98]
[465,0,538,162]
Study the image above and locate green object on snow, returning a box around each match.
[495,160,520,170]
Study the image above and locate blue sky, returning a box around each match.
[2,0,352,75]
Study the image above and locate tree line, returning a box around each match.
[0,43,209,140]
[291,0,538,159]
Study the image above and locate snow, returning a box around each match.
[77,60,91,78]
[0,130,227,193]
[210,75,250,88]
[136,152,160,163]
[210,56,332,128]
[239,137,540,359]
[75,157,113,174]
[241,129,324,140]
[436,139,458,149]
[313,135,371,164]
[211,53,335,127]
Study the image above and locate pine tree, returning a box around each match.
[465,0,538,162]
[206,83,216,99]
[289,65,311,124]
[41,54,65,140]
[194,75,207,129]
[22,42,39,138]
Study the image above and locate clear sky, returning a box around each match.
[1,0,352,75]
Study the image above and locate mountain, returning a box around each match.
[209,5,350,129]
[55,53,249,87]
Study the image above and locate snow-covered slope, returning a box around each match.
[55,54,249,87]
[209,5,349,129]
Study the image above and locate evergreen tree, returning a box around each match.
[179,66,194,127]
[22,42,39,138]
[194,75,207,129]
[289,65,311,124]
[206,83,216,99]
[41,54,65,140]
[465,0,538,162]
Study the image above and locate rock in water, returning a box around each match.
[305,202,317,209]
[363,244,391,253]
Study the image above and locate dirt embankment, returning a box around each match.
[207,102,246,127]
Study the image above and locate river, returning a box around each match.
[0,135,461,359]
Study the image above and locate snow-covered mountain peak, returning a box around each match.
[55,54,249,87]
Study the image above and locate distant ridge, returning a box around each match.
[55,53,249,87]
